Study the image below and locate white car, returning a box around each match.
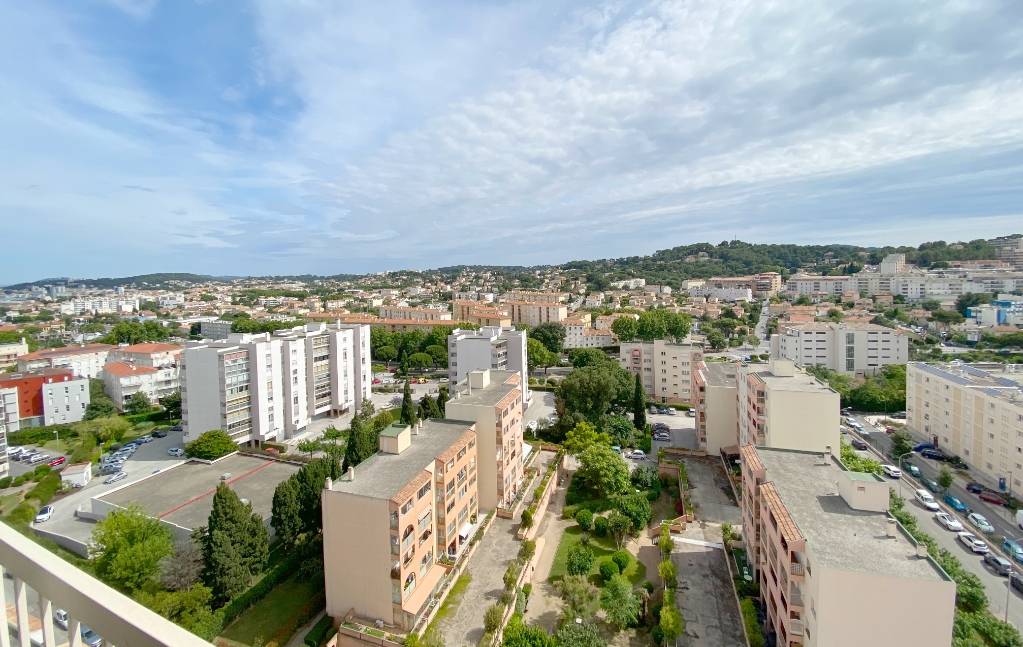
[915,489,939,511]
[167,447,185,457]
[627,450,647,460]
[881,464,902,479]
[103,471,127,485]
[957,532,989,554]
[934,512,964,532]
[34,506,53,523]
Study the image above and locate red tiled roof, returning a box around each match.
[18,344,114,361]
[118,343,182,353]
[103,361,158,377]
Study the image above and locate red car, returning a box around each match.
[978,490,1006,506]
[47,456,66,468]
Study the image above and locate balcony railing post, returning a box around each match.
[15,577,30,647]
[0,565,9,647]
[68,617,83,647]
[41,597,56,647]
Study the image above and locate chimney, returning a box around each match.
[347,466,355,482]
[324,477,333,490]
[886,518,897,538]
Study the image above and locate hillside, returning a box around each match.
[4,273,228,290]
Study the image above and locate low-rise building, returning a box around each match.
[445,370,524,510]
[740,445,955,647]
[451,301,512,327]
[771,322,908,375]
[322,420,478,631]
[688,286,754,302]
[563,315,615,349]
[0,337,29,370]
[0,369,90,427]
[503,290,565,304]
[16,343,113,378]
[619,340,703,405]
[907,362,1023,489]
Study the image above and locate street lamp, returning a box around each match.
[1007,569,1014,624]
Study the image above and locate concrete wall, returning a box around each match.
[322,493,393,624]
[704,380,738,454]
[765,389,839,457]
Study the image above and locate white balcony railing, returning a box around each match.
[0,523,212,647]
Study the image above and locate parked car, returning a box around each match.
[922,478,942,493]
[944,494,969,513]
[850,438,868,450]
[1012,571,1023,594]
[663,408,675,416]
[152,430,168,438]
[653,434,671,442]
[648,405,658,414]
[627,450,647,460]
[905,463,921,478]
[966,482,987,494]
[168,447,185,457]
[103,471,127,485]
[967,512,996,534]
[914,442,936,453]
[949,456,970,470]
[881,464,902,479]
[100,464,121,475]
[47,456,66,468]
[934,512,963,531]
[979,490,1006,506]
[7,447,24,458]
[958,532,989,554]
[915,489,939,511]
[921,448,950,461]
[34,506,53,523]
[28,454,50,465]
[80,626,103,647]
[685,410,695,417]
[985,553,1013,576]
[170,424,182,432]
[1003,538,1023,564]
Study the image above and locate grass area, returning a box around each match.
[39,439,71,454]
[220,575,324,646]
[548,526,646,585]
[0,494,21,516]
[425,572,471,635]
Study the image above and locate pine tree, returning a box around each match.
[202,483,268,588]
[400,380,418,426]
[419,394,441,419]
[632,373,646,430]
[343,416,365,472]
[204,530,249,605]
[271,478,302,549]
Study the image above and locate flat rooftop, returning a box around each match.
[329,419,473,501]
[912,362,1023,402]
[97,454,301,531]
[750,364,834,394]
[449,370,519,406]
[756,447,949,582]
[703,362,737,387]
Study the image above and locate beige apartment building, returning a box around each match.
[322,420,478,631]
[740,445,955,647]
[705,273,782,297]
[503,290,566,303]
[451,300,512,327]
[771,322,908,375]
[619,340,703,404]
[0,337,28,369]
[907,362,1023,490]
[378,305,452,321]
[445,369,524,510]
[505,301,568,327]
[693,361,738,453]
[737,360,840,457]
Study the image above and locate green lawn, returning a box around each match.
[548,526,646,585]
[220,575,324,646]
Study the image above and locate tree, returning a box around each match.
[956,292,994,315]
[554,621,606,647]
[297,439,321,458]
[631,374,646,430]
[186,430,238,460]
[611,317,638,342]
[85,397,118,420]
[408,352,433,370]
[160,540,203,591]
[376,345,398,363]
[931,309,965,326]
[425,344,448,367]
[659,601,684,645]
[615,493,652,532]
[890,430,912,461]
[76,416,131,443]
[134,583,222,640]
[531,322,567,354]
[705,329,727,350]
[938,466,954,492]
[602,415,634,447]
[502,616,557,647]
[558,364,631,422]
[600,575,641,630]
[658,559,677,589]
[558,574,600,621]
[606,510,633,549]
[437,384,449,415]
[200,482,268,602]
[343,415,376,471]
[569,348,612,369]
[159,391,182,419]
[322,427,344,445]
[271,477,303,549]
[203,529,249,605]
[577,444,630,498]
[419,394,442,419]
[123,391,152,415]
[566,542,595,576]
[400,380,418,426]
[564,421,611,455]
[528,338,557,373]
[91,506,173,592]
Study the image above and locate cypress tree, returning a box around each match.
[400,380,418,426]
[437,384,449,415]
[205,529,249,605]
[271,477,302,549]
[632,373,646,430]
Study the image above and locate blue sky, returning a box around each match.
[2,0,1023,283]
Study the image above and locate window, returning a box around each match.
[418,483,431,499]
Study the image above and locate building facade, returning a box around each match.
[445,370,524,510]
[740,445,955,647]
[771,322,908,375]
[505,302,568,327]
[907,362,1023,490]
[693,361,738,454]
[447,326,529,407]
[17,344,113,379]
[563,316,615,349]
[199,320,234,340]
[619,340,703,404]
[0,387,18,477]
[991,235,1023,269]
[0,369,90,427]
[322,420,478,631]
[378,306,452,321]
[0,338,28,369]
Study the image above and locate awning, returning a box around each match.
[458,522,475,540]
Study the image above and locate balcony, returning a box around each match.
[0,522,212,646]
[391,562,401,579]
[790,561,804,577]
[790,585,803,609]
[789,619,804,637]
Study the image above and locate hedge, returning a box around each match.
[8,425,76,446]
[303,614,334,647]
[25,472,62,506]
[221,540,314,625]
[124,410,172,424]
[740,597,765,647]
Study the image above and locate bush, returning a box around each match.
[12,474,29,487]
[185,430,237,460]
[593,516,609,537]
[567,543,595,576]
[519,540,536,561]
[575,508,593,531]
[303,613,334,647]
[0,477,11,489]
[611,550,631,573]
[741,598,765,647]
[483,604,504,632]
[598,559,619,582]
[32,464,52,481]
[520,508,534,529]
[504,560,522,590]
[25,472,62,506]
[6,502,38,525]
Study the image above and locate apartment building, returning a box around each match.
[991,234,1023,269]
[378,305,452,321]
[103,342,183,407]
[505,301,568,327]
[182,323,371,445]
[451,300,512,327]
[619,340,703,405]
[736,360,840,456]
[907,362,1023,490]
[787,267,1023,301]
[0,337,28,369]
[563,316,615,349]
[503,290,565,303]
[199,320,234,340]
[0,387,18,477]
[17,343,113,378]
[58,298,139,316]
[610,278,646,289]
[740,445,955,647]
[322,420,478,631]
[688,285,754,302]
[692,361,738,454]
[445,370,524,510]
[447,326,528,407]
[0,369,90,427]
[771,322,908,375]
[704,273,782,298]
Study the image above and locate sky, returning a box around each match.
[2,0,1023,284]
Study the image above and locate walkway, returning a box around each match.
[521,470,574,632]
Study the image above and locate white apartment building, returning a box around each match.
[503,290,565,304]
[447,327,528,407]
[583,293,605,308]
[42,376,90,426]
[378,306,452,321]
[609,279,646,289]
[787,262,1023,301]
[505,302,568,327]
[688,285,754,302]
[103,362,180,409]
[736,360,840,457]
[0,338,28,369]
[17,344,113,378]
[182,323,372,445]
[771,322,908,375]
[619,340,703,404]
[693,361,738,454]
[907,363,1023,489]
[0,387,18,477]
[58,298,138,315]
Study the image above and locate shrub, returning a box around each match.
[0,477,11,489]
[12,474,29,487]
[567,543,595,576]
[611,550,631,573]
[575,508,593,531]
[185,430,237,460]
[721,522,734,544]
[519,540,536,561]
[303,613,333,647]
[741,598,765,647]
[483,603,504,632]
[25,472,62,506]
[520,508,534,529]
[32,464,52,480]
[504,560,522,590]
[593,515,609,537]
[598,559,619,582]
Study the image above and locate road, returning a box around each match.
[844,417,1023,629]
